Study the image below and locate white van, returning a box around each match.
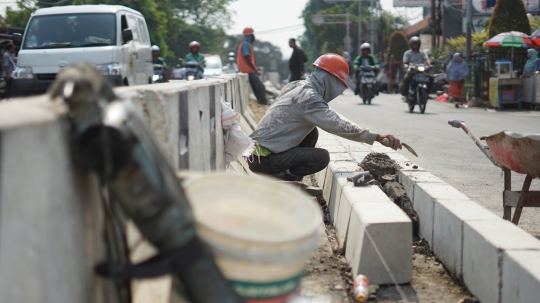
[12,5,153,97]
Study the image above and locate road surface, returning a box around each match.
[330,91,540,237]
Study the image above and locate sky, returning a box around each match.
[226,0,423,58]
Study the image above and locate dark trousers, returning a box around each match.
[248,73,268,105]
[290,70,302,82]
[4,77,12,99]
[401,72,434,96]
[249,128,330,180]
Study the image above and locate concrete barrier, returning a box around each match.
[0,73,251,303]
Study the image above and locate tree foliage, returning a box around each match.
[385,31,409,64]
[443,32,489,56]
[529,16,540,32]
[488,0,531,37]
[299,0,408,70]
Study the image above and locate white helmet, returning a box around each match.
[228,52,235,57]
[151,45,160,52]
[360,43,371,50]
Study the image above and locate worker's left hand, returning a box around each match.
[376,134,402,150]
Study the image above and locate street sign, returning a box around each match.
[312,15,325,26]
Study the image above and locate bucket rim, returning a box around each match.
[184,173,323,244]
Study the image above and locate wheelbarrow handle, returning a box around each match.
[447,120,502,168]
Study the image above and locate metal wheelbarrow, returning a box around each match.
[448,120,540,225]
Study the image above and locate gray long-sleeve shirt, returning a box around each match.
[250,70,378,153]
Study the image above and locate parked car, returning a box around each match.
[11,5,154,97]
[203,55,222,78]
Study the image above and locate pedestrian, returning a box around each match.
[3,43,16,99]
[249,53,402,182]
[385,55,400,94]
[522,49,538,104]
[237,27,268,105]
[288,38,308,82]
[446,53,469,103]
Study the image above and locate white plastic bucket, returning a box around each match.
[184,173,322,302]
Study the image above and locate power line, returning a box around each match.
[256,24,305,35]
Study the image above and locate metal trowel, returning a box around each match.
[382,138,419,157]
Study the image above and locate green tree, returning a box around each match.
[529,16,540,32]
[3,1,36,28]
[386,31,409,64]
[488,0,531,37]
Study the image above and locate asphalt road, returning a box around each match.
[330,91,540,237]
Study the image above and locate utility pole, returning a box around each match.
[465,0,473,60]
[370,0,375,54]
[431,0,436,50]
[325,0,366,56]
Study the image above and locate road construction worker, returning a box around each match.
[185,41,206,69]
[151,45,167,67]
[249,53,402,181]
[237,26,268,105]
[401,36,434,97]
[353,43,379,95]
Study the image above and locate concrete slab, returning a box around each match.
[413,183,469,245]
[329,153,355,162]
[502,250,540,303]
[331,178,351,222]
[314,166,328,188]
[346,202,412,284]
[398,170,443,201]
[334,185,391,247]
[322,161,361,211]
[433,199,500,279]
[463,220,540,303]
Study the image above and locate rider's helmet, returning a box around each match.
[243,27,254,35]
[409,36,421,49]
[151,45,160,53]
[228,52,235,58]
[189,41,201,49]
[360,43,371,51]
[312,53,349,88]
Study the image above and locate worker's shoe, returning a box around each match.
[272,169,303,182]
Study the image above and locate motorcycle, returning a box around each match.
[358,65,377,105]
[184,61,204,81]
[152,64,167,83]
[406,64,430,114]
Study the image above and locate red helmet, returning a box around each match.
[189,41,201,48]
[243,27,254,35]
[312,53,349,88]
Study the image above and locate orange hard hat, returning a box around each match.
[243,27,254,35]
[312,53,349,88]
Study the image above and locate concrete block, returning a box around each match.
[314,166,328,188]
[329,152,355,162]
[398,170,442,200]
[502,250,540,303]
[238,116,253,135]
[334,185,391,247]
[331,178,351,222]
[322,161,361,213]
[413,182,468,244]
[213,85,225,171]
[433,199,500,278]
[346,202,412,284]
[463,220,540,303]
[188,86,211,172]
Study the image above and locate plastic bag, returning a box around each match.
[221,100,254,164]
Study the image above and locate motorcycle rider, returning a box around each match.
[152,45,167,66]
[401,36,434,98]
[185,41,206,69]
[224,51,239,73]
[152,45,167,82]
[353,43,379,96]
[249,54,402,181]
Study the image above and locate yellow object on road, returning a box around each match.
[489,77,499,108]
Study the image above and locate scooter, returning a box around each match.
[406,64,430,114]
[184,61,204,81]
[152,64,167,83]
[358,65,377,105]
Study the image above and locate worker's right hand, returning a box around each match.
[376,134,402,150]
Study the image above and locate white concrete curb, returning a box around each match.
[315,129,413,285]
